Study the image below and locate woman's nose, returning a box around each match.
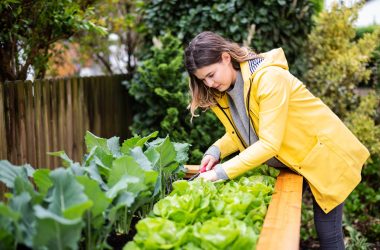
[204,77,215,88]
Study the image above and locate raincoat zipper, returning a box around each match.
[216,103,247,148]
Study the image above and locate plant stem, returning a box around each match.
[87,211,91,250]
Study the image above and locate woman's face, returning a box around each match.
[193,52,237,92]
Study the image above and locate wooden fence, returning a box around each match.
[0,74,132,172]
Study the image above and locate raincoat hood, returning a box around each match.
[257,48,289,72]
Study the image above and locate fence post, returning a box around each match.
[0,83,7,159]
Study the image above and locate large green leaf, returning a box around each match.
[76,176,111,218]
[120,137,140,155]
[0,202,20,221]
[33,205,84,250]
[121,131,158,154]
[135,131,159,147]
[106,175,140,199]
[93,153,112,177]
[0,203,19,249]
[0,160,34,189]
[9,192,36,247]
[144,147,160,167]
[173,142,190,165]
[85,131,111,154]
[83,163,108,191]
[107,136,121,157]
[85,131,121,157]
[151,136,178,173]
[46,168,91,219]
[33,168,52,196]
[14,176,43,204]
[130,147,153,171]
[48,151,76,168]
[108,155,155,192]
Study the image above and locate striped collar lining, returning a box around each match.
[248,57,264,74]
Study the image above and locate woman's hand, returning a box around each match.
[200,155,219,171]
[198,170,218,182]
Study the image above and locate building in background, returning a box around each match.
[324,0,380,27]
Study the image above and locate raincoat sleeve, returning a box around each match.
[221,67,291,179]
[213,132,239,159]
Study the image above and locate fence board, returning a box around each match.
[0,83,7,196]
[57,79,65,160]
[0,74,130,169]
[36,80,47,168]
[65,78,74,161]
[49,79,58,167]
[0,83,7,159]
[93,77,101,135]
[1,75,131,198]
[81,78,88,154]
[24,81,36,166]
[17,81,27,164]
[7,83,18,164]
[77,77,84,159]
[42,79,52,169]
[71,77,80,162]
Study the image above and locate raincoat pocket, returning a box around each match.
[299,137,348,191]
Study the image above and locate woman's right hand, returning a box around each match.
[200,155,219,171]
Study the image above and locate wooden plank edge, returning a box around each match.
[184,165,199,179]
[256,169,303,250]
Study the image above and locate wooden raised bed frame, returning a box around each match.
[184,165,303,250]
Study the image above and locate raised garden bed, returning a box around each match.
[185,165,303,250]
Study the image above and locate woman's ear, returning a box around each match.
[221,52,231,64]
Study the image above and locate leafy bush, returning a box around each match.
[0,131,189,249]
[356,25,380,90]
[304,2,380,118]
[301,3,380,248]
[343,91,380,247]
[345,91,380,162]
[127,34,224,163]
[143,0,322,76]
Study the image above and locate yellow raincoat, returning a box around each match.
[210,48,370,213]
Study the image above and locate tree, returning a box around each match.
[70,0,147,79]
[304,1,380,117]
[0,0,106,82]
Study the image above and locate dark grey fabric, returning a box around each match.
[303,180,345,250]
[214,164,229,180]
[204,145,220,160]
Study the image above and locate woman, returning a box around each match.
[184,31,369,249]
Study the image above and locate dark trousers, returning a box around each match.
[303,180,345,250]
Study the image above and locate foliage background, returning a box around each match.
[0,0,106,81]
[0,0,379,248]
[128,0,322,164]
[126,2,379,247]
[300,2,380,249]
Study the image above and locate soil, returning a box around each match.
[107,218,138,249]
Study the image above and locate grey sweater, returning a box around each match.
[205,59,287,180]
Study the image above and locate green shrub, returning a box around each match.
[345,91,380,162]
[127,34,224,163]
[143,0,321,76]
[356,25,380,89]
[301,3,380,248]
[304,2,380,118]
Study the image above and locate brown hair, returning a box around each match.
[184,31,260,118]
